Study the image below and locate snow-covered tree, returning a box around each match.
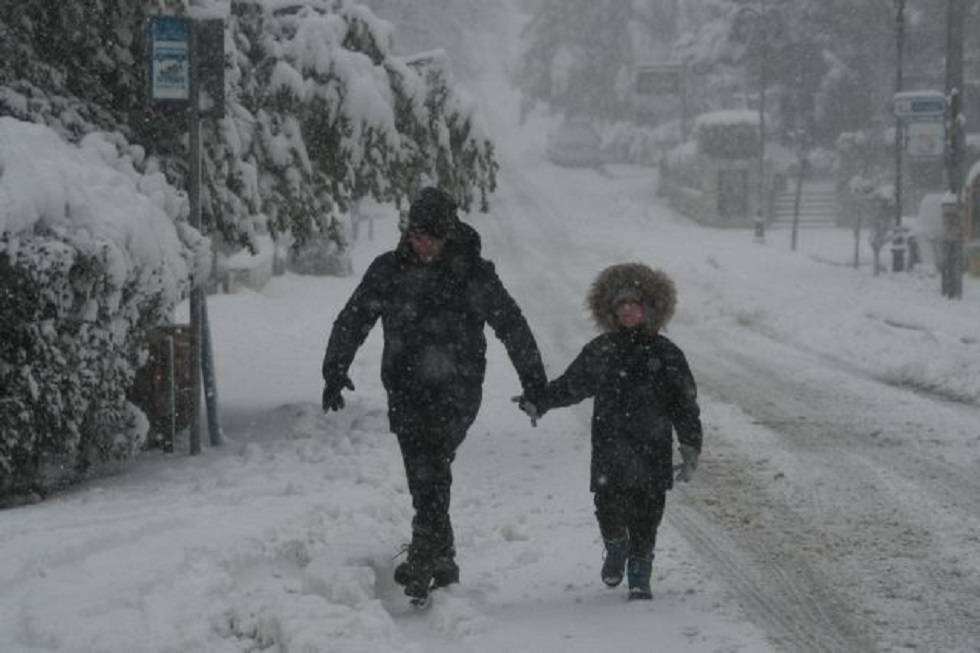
[0,0,498,493]
[210,1,498,250]
[513,0,680,122]
[0,0,498,253]
[672,0,877,148]
[0,120,202,495]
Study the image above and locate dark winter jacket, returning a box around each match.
[539,263,702,493]
[322,222,547,435]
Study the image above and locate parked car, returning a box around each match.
[546,118,601,167]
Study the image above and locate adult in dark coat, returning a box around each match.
[321,187,547,600]
[516,262,702,600]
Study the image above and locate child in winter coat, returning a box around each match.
[515,263,702,600]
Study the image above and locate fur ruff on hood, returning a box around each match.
[587,263,676,335]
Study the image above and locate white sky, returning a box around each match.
[3,2,980,652]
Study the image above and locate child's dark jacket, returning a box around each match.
[538,263,702,492]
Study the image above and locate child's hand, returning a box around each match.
[511,395,541,427]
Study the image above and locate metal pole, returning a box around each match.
[188,26,203,454]
[164,334,176,454]
[754,27,767,243]
[944,0,965,299]
[791,144,805,252]
[892,0,906,273]
[200,295,223,446]
[680,65,689,139]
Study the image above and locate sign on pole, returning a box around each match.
[905,118,945,159]
[146,16,226,453]
[194,19,226,119]
[892,90,946,119]
[149,17,191,106]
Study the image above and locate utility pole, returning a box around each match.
[755,40,768,245]
[943,0,965,299]
[892,0,906,272]
[732,4,773,243]
[737,4,769,244]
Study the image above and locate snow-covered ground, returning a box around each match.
[5,112,980,653]
[5,3,980,652]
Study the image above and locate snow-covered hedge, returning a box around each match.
[0,118,202,495]
[693,110,759,160]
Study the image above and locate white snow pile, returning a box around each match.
[0,116,199,299]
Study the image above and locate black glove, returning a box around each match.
[511,395,542,427]
[322,375,354,412]
[674,444,699,483]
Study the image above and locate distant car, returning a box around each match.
[546,119,601,167]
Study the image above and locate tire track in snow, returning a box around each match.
[669,497,873,653]
[685,324,980,652]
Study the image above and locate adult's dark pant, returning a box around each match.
[594,488,667,560]
[395,420,467,555]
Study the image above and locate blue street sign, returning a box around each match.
[149,17,190,105]
[910,99,945,114]
[893,91,947,118]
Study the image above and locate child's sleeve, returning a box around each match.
[540,339,600,410]
[664,344,703,452]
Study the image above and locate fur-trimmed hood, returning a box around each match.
[587,263,676,335]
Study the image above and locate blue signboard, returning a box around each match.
[149,17,190,105]
[893,91,947,119]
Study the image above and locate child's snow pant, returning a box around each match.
[593,488,667,561]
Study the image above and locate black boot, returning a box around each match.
[627,556,653,600]
[601,537,629,587]
[394,537,437,599]
[431,546,459,588]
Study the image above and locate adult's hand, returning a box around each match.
[511,395,541,427]
[322,376,354,412]
[674,444,699,483]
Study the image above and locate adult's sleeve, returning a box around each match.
[478,262,548,399]
[321,257,386,384]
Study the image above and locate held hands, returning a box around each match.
[511,395,542,427]
[674,444,699,483]
[322,375,355,412]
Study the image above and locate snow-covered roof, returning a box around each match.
[694,109,760,127]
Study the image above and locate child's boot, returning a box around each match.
[601,537,629,587]
[627,555,653,600]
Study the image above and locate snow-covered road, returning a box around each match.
[681,324,980,652]
[485,119,980,649]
